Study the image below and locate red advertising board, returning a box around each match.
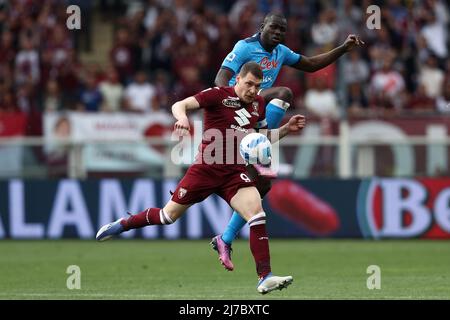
[0,112,27,137]
[357,178,450,239]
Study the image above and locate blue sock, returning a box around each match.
[265,98,290,129]
[221,211,247,245]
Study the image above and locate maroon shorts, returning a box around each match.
[171,164,256,206]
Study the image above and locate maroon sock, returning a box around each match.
[121,207,165,230]
[249,214,271,278]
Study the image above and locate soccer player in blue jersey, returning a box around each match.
[212,13,364,271]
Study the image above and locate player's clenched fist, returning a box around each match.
[287,115,306,132]
[343,34,365,52]
[174,118,190,136]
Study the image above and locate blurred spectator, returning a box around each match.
[311,8,338,47]
[304,76,339,120]
[418,55,445,98]
[0,30,15,69]
[99,67,124,112]
[228,0,259,38]
[78,75,102,112]
[283,17,303,53]
[45,25,73,71]
[369,56,406,111]
[368,28,395,72]
[46,115,72,178]
[173,0,192,31]
[110,28,136,84]
[338,0,363,44]
[415,34,432,65]
[385,0,409,34]
[16,83,36,114]
[0,90,18,113]
[123,71,157,113]
[83,62,106,85]
[343,50,369,85]
[305,62,337,91]
[257,0,284,15]
[185,13,219,47]
[43,80,63,112]
[57,48,83,108]
[304,47,337,90]
[144,8,178,71]
[152,69,173,113]
[15,37,40,86]
[406,84,436,113]
[347,83,368,115]
[286,0,314,46]
[209,14,237,69]
[174,66,205,100]
[420,10,448,60]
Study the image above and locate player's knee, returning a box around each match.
[240,200,264,218]
[276,87,293,104]
[161,207,179,224]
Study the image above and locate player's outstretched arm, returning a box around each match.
[172,97,200,136]
[214,68,234,87]
[292,34,364,72]
[267,114,306,143]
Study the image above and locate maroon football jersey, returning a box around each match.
[194,86,267,165]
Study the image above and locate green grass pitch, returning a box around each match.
[0,239,449,300]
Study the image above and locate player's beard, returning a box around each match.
[244,94,255,103]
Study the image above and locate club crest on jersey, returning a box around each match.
[178,188,187,199]
[222,97,241,108]
[225,53,236,62]
[251,102,259,116]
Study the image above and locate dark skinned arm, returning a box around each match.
[292,34,364,73]
[214,68,234,87]
[292,45,347,72]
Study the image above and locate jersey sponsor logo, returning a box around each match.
[251,102,259,116]
[222,97,241,108]
[234,108,251,126]
[259,57,279,70]
[230,124,249,133]
[225,52,236,62]
[178,187,187,199]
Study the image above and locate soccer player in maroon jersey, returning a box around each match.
[96,61,306,294]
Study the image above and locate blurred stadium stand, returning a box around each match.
[0,0,449,178]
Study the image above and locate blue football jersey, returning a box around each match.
[221,33,302,89]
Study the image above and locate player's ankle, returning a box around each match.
[120,219,129,231]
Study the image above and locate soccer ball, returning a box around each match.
[239,132,272,165]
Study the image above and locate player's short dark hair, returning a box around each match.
[263,13,286,24]
[239,61,263,79]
